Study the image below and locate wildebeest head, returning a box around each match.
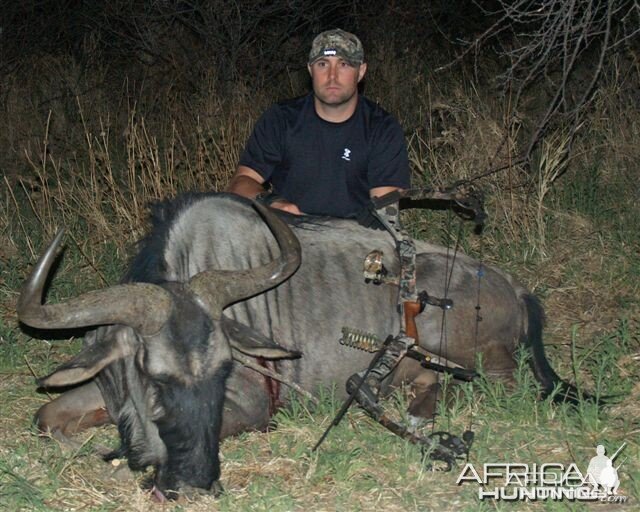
[17,202,301,499]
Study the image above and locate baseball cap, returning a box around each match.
[308,29,364,66]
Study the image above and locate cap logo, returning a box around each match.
[309,29,364,65]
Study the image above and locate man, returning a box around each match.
[586,444,610,490]
[226,29,410,218]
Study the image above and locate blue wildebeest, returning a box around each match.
[18,193,576,499]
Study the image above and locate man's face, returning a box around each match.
[308,57,367,108]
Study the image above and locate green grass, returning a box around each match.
[0,459,47,510]
[0,319,638,510]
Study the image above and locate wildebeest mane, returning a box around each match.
[122,192,335,285]
[122,192,216,284]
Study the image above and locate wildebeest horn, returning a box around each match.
[188,201,301,315]
[18,229,174,336]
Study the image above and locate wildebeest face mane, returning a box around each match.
[151,361,232,498]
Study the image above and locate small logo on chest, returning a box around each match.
[341,148,352,161]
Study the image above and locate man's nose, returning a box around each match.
[328,63,337,80]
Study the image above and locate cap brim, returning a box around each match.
[308,53,362,66]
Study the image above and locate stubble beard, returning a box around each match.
[314,87,357,109]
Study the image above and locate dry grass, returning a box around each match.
[1,49,639,511]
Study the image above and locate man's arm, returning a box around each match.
[226,166,304,215]
[367,112,410,201]
[225,166,266,199]
[370,186,403,199]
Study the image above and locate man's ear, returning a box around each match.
[308,64,313,77]
[358,62,368,82]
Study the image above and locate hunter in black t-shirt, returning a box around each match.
[239,93,410,218]
[226,28,410,218]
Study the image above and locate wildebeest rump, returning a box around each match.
[18,193,577,499]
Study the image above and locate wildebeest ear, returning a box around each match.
[37,327,137,387]
[221,315,301,360]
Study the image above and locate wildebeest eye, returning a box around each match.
[150,374,174,387]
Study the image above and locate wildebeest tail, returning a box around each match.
[521,293,585,405]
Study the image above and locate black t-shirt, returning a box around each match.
[239,93,410,218]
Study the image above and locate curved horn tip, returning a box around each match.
[41,228,66,247]
[251,200,301,255]
[33,228,67,273]
[17,228,66,321]
[38,228,67,264]
[52,227,66,240]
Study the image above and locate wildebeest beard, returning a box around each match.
[115,360,232,498]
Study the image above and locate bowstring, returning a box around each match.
[432,209,464,435]
[466,225,484,462]
[431,205,484,462]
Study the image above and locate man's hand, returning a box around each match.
[270,199,304,215]
[227,166,304,215]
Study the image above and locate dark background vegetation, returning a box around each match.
[2,0,638,180]
[0,1,639,509]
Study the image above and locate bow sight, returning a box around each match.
[313,184,485,468]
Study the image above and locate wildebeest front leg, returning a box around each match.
[34,380,112,446]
